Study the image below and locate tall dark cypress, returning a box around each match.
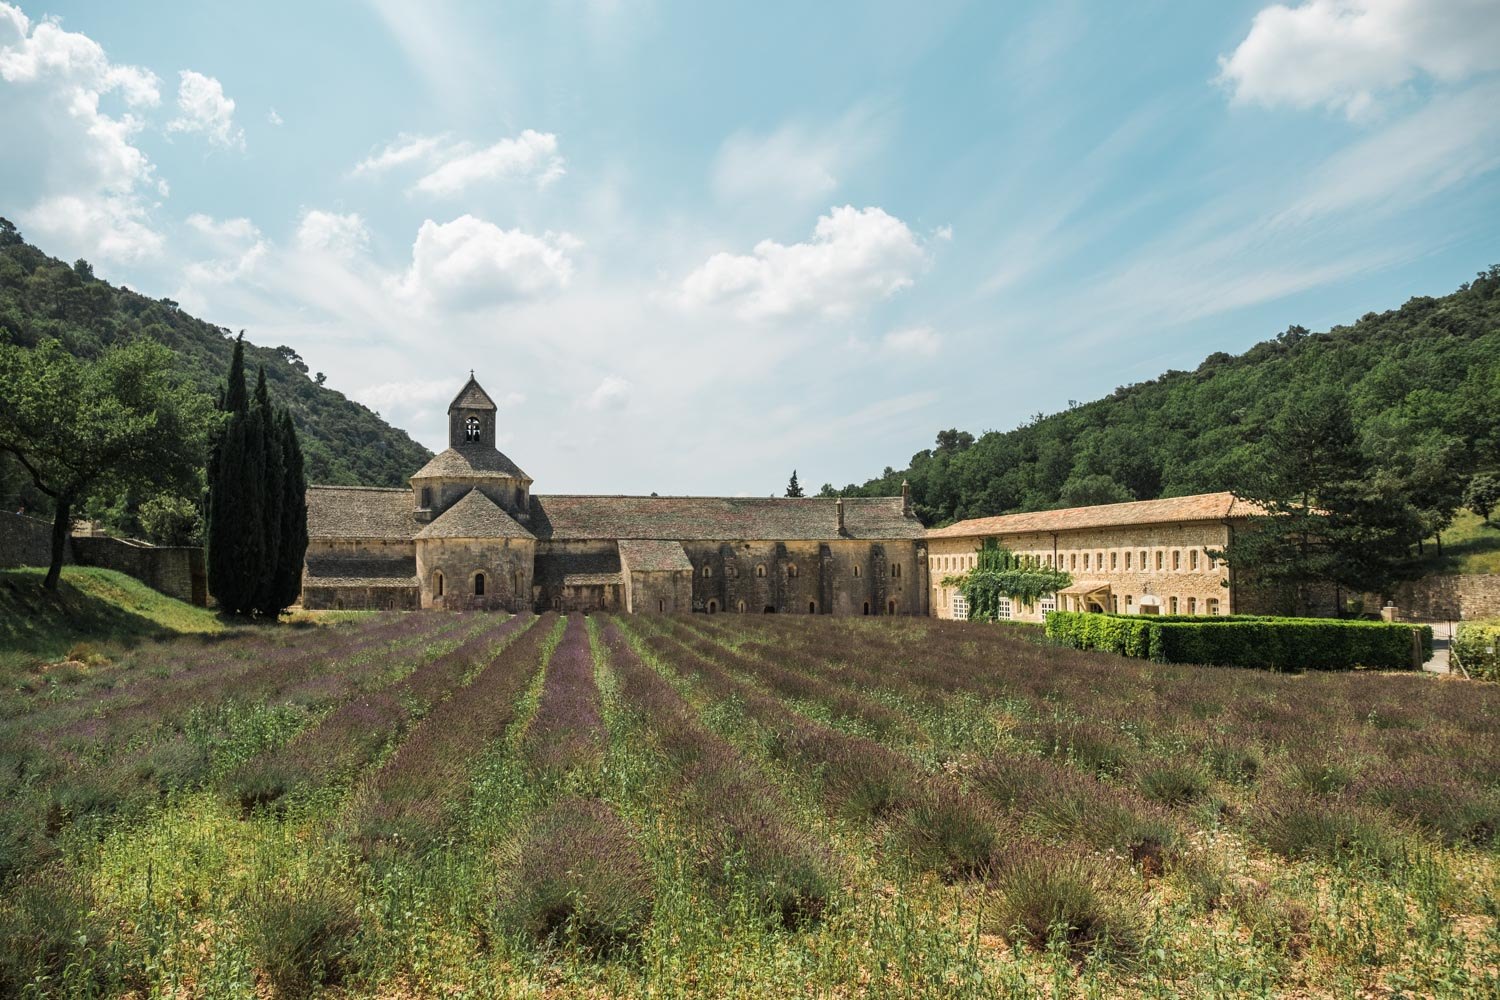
[207,335,251,613]
[251,367,284,613]
[271,407,308,613]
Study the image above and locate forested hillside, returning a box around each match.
[0,218,431,497]
[838,266,1500,532]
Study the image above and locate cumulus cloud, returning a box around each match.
[296,209,370,257]
[880,325,940,357]
[353,129,564,194]
[392,214,577,310]
[167,69,243,148]
[1218,0,1500,119]
[182,212,266,284]
[585,374,630,411]
[679,205,937,321]
[0,2,164,261]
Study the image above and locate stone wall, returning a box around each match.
[416,535,533,611]
[1385,575,1500,621]
[680,539,927,616]
[302,583,420,611]
[0,511,206,605]
[0,511,63,569]
[627,569,692,614]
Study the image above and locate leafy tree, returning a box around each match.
[940,540,1072,621]
[784,470,805,498]
[1223,385,1420,613]
[0,339,215,589]
[138,493,202,546]
[1464,473,1500,523]
[1057,474,1133,509]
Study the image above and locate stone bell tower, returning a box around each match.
[448,370,497,449]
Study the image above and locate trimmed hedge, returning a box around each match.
[1045,612,1432,671]
[1454,622,1500,680]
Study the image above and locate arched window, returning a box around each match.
[887,599,897,615]
[464,415,481,441]
[473,572,486,596]
[737,600,746,613]
[1188,596,1197,614]
[853,565,861,578]
[862,601,871,615]
[891,563,901,578]
[702,565,712,578]
[787,564,798,578]
[755,564,766,578]
[1207,598,1221,616]
[1190,550,1200,571]
[433,571,444,597]
[1172,550,1181,571]
[808,600,816,614]
[706,599,718,614]
[1170,596,1179,614]
[658,598,665,613]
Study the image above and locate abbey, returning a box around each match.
[302,375,930,614]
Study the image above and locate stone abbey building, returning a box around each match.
[303,376,930,614]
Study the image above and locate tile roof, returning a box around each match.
[563,572,624,587]
[529,495,923,541]
[306,486,417,540]
[926,491,1267,539]
[449,375,497,411]
[534,549,621,585]
[411,446,530,482]
[618,539,694,573]
[416,489,534,540]
[303,554,418,588]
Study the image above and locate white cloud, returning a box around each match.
[267,107,282,126]
[0,2,165,261]
[585,374,630,411]
[353,133,449,175]
[414,129,564,195]
[296,209,371,257]
[392,215,577,310]
[712,107,889,210]
[182,213,266,284]
[167,69,243,148]
[679,205,936,320]
[880,325,940,357]
[1219,0,1500,119]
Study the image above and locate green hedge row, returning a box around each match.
[1044,611,1432,671]
[1454,622,1500,681]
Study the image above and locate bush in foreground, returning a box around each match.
[987,847,1142,961]
[243,879,360,996]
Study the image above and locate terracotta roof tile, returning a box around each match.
[618,539,693,572]
[926,491,1266,539]
[306,486,416,540]
[415,489,534,540]
[529,495,922,541]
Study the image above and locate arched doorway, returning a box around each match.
[706,599,718,614]
[887,599,897,615]
[808,601,817,614]
[862,601,870,615]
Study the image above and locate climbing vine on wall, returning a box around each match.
[941,539,1073,621]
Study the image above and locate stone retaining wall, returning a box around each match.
[0,511,207,606]
[1386,574,1500,622]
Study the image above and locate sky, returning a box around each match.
[3,1,1499,496]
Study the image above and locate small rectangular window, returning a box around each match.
[1083,553,1090,570]
[1169,596,1178,614]
[1110,552,1118,570]
[1188,596,1197,614]
[952,593,969,621]
[1039,595,1056,614]
[1190,550,1199,571]
[1125,551,1132,570]
[1156,551,1164,571]
[1172,550,1181,571]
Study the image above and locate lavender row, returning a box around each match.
[229,614,535,810]
[521,615,603,777]
[599,620,832,925]
[351,614,561,851]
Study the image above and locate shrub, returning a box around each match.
[501,796,653,955]
[1046,611,1430,671]
[1454,621,1500,680]
[987,847,1142,960]
[0,871,116,995]
[1139,762,1210,806]
[1255,794,1407,870]
[896,785,1000,881]
[243,880,360,995]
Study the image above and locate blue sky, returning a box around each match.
[3,1,1498,494]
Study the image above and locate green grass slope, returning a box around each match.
[0,566,224,672]
[1419,510,1500,575]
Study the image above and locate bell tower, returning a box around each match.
[448,370,497,449]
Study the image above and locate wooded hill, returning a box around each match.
[0,219,431,494]
[838,266,1500,529]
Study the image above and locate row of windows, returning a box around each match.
[698,562,902,579]
[935,547,1218,574]
[950,593,1057,621]
[1097,594,1220,615]
[418,485,527,510]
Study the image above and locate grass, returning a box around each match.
[1,611,1497,997]
[1420,509,1500,575]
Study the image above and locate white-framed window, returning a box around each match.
[952,593,969,621]
[995,596,1012,620]
[1207,598,1221,616]
[1039,595,1057,615]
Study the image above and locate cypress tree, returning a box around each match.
[208,335,252,613]
[251,367,284,613]
[270,407,307,613]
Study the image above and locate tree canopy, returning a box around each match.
[0,338,216,588]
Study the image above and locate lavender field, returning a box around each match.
[1,612,1496,998]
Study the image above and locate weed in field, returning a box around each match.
[243,878,360,995]
[987,846,1143,961]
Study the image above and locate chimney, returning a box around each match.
[835,497,846,536]
[901,479,912,517]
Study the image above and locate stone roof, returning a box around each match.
[303,554,418,588]
[534,548,621,585]
[416,489,534,540]
[618,539,693,573]
[449,375,497,411]
[926,491,1268,539]
[529,495,922,541]
[410,446,531,482]
[563,572,624,587]
[306,486,417,540]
